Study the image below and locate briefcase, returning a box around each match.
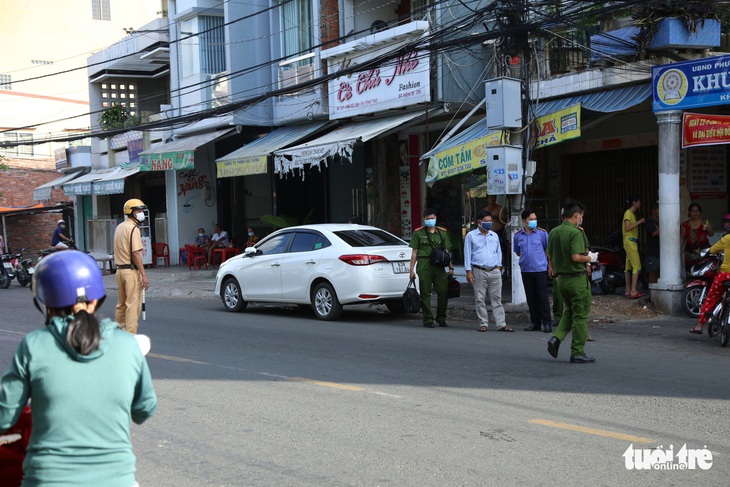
[447,276,461,299]
[402,278,421,313]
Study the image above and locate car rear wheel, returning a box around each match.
[312,282,342,321]
[385,299,405,314]
[222,277,247,312]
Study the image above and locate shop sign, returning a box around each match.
[128,138,144,163]
[140,150,194,171]
[533,104,581,149]
[687,145,727,200]
[425,131,505,184]
[653,54,730,111]
[682,112,730,148]
[216,155,267,178]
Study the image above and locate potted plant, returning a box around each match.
[632,0,720,55]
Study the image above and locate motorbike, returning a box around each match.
[9,248,34,287]
[590,231,647,295]
[696,254,730,345]
[37,240,79,264]
[681,250,721,319]
[0,254,17,289]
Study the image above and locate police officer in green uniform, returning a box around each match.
[546,200,598,363]
[409,208,454,328]
[551,221,591,326]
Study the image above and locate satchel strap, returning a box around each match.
[424,227,442,249]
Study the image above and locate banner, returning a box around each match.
[425,131,506,184]
[653,54,730,111]
[682,112,730,148]
[216,155,267,178]
[140,151,194,171]
[533,104,581,149]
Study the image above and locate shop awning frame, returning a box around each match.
[215,121,332,178]
[32,167,90,201]
[62,165,141,196]
[533,83,652,118]
[139,129,234,171]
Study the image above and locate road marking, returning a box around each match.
[0,329,28,336]
[529,418,654,444]
[147,352,209,365]
[289,377,364,391]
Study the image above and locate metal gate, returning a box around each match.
[568,146,658,247]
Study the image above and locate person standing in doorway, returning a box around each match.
[547,200,597,363]
[464,210,512,332]
[645,203,660,284]
[681,203,713,272]
[623,195,645,299]
[514,210,552,333]
[409,208,454,328]
[113,199,150,334]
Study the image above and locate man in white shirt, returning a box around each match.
[206,223,230,267]
[464,210,512,332]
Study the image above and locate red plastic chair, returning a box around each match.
[152,243,170,267]
[185,244,206,270]
[213,247,239,267]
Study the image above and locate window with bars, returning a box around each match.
[180,15,226,78]
[92,0,111,21]
[1,133,34,157]
[0,74,11,90]
[100,82,136,116]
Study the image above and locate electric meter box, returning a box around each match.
[485,77,522,130]
[486,145,523,195]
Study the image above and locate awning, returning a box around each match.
[139,129,234,171]
[274,111,429,175]
[32,167,90,201]
[534,83,652,118]
[0,202,72,216]
[62,166,141,196]
[215,121,330,178]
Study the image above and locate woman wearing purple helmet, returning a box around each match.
[0,251,157,487]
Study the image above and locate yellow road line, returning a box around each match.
[529,418,654,444]
[288,377,364,391]
[147,352,208,365]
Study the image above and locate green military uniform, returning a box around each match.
[410,227,452,326]
[547,221,591,356]
[552,228,590,323]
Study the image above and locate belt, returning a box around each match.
[472,264,496,271]
[556,272,584,278]
[116,264,137,270]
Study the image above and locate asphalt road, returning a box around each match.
[1,284,728,486]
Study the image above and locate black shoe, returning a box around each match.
[543,323,553,333]
[547,336,560,358]
[424,322,435,328]
[569,354,596,363]
[524,324,542,331]
[437,321,448,327]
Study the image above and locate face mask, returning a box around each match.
[135,212,145,223]
[248,232,254,237]
[576,218,583,228]
[424,219,436,228]
[199,233,205,237]
[60,225,66,229]
[480,221,492,231]
[527,221,538,230]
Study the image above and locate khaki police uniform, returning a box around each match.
[409,226,452,326]
[114,218,144,334]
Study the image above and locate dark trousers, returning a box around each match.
[522,271,552,327]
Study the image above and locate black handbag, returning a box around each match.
[402,278,421,313]
[425,229,451,267]
[447,277,461,299]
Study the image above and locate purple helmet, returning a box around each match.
[723,213,730,222]
[33,251,105,308]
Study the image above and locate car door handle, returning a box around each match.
[270,262,281,267]
[306,260,317,264]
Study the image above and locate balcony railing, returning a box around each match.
[548,29,591,75]
[278,53,316,96]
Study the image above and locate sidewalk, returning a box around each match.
[103,264,659,326]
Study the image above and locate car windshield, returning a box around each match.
[334,229,405,247]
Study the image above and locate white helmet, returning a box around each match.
[57,219,65,225]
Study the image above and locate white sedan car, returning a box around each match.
[214,224,415,320]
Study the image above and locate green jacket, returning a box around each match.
[410,226,452,259]
[0,316,157,487]
[547,220,589,274]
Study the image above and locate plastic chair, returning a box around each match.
[213,246,239,267]
[152,243,170,267]
[185,244,206,270]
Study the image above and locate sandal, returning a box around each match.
[627,292,645,299]
[478,325,488,332]
[689,327,703,335]
[497,325,514,332]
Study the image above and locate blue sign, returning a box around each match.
[653,54,730,112]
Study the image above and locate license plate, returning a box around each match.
[2,262,11,269]
[392,261,410,274]
[591,268,603,281]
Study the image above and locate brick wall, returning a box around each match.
[320,0,340,46]
[1,158,74,256]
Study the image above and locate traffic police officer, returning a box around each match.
[409,208,453,328]
[513,209,552,333]
[113,198,150,334]
[546,200,597,363]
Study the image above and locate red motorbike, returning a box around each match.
[681,251,722,320]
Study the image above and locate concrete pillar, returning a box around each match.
[651,110,684,314]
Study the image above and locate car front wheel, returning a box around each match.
[222,277,247,312]
[311,282,342,321]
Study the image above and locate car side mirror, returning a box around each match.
[244,247,257,256]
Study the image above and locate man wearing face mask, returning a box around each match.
[51,219,74,249]
[546,200,598,363]
[464,210,512,332]
[113,198,150,334]
[513,209,553,333]
[409,208,453,328]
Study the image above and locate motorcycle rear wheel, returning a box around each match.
[680,286,703,318]
[0,270,10,289]
[16,271,30,287]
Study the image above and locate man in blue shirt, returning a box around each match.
[464,210,513,332]
[51,219,73,249]
[514,209,553,333]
